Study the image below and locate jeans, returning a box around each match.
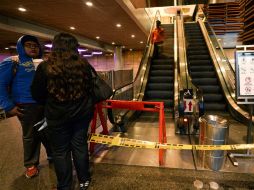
[48,116,93,190]
[18,104,52,167]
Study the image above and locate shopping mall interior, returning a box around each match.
[0,0,254,189]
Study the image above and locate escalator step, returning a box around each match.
[192,78,218,85]
[188,54,210,60]
[151,65,173,70]
[149,76,174,83]
[153,59,173,64]
[187,44,207,49]
[188,50,209,55]
[144,99,173,108]
[147,83,173,91]
[187,35,203,39]
[190,65,214,71]
[203,93,224,102]
[190,71,216,78]
[189,60,212,65]
[204,103,227,111]
[197,85,221,93]
[145,90,173,99]
[150,70,173,76]
[188,39,205,44]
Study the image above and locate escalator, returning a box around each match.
[184,22,226,112]
[144,24,174,110]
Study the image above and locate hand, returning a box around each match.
[7,106,24,117]
[11,56,19,63]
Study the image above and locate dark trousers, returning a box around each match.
[153,42,163,59]
[48,117,92,190]
[18,104,52,167]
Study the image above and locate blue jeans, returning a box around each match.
[48,115,93,190]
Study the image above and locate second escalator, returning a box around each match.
[184,22,226,112]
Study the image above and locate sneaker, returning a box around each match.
[25,166,39,178]
[80,180,91,190]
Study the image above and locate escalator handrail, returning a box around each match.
[177,14,198,92]
[110,10,161,98]
[198,19,253,123]
[200,8,235,75]
[107,10,161,125]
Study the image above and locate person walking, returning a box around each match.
[31,33,95,190]
[0,35,52,178]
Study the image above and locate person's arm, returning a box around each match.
[31,62,48,105]
[0,59,16,112]
[151,30,155,44]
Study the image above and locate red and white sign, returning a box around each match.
[184,99,194,113]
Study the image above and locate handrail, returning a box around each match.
[174,16,179,116]
[199,8,235,78]
[111,10,161,99]
[107,10,161,125]
[177,14,197,92]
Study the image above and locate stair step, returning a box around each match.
[198,85,222,93]
[191,71,216,78]
[150,70,173,76]
[189,65,214,71]
[147,83,173,91]
[203,93,224,102]
[192,78,218,85]
[149,76,174,83]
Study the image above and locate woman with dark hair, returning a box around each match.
[31,33,95,190]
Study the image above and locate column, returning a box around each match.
[114,46,123,71]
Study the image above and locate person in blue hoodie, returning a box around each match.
[0,35,52,178]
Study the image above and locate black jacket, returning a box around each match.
[31,61,95,126]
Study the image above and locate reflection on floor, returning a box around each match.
[93,112,254,174]
[0,112,254,189]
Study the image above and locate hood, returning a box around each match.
[16,35,43,63]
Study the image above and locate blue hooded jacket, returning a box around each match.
[0,35,43,112]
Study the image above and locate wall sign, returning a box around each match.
[235,51,254,99]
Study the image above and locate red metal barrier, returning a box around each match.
[90,102,109,153]
[90,100,167,165]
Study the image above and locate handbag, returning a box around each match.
[89,66,113,103]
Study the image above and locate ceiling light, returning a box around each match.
[129,49,133,51]
[112,42,115,45]
[44,44,88,53]
[140,41,144,44]
[116,24,122,28]
[83,54,93,57]
[45,44,52,48]
[122,46,125,48]
[92,51,103,55]
[5,47,9,50]
[86,1,93,6]
[131,35,135,38]
[18,7,26,12]
[78,48,88,52]
[96,36,100,39]
[70,26,75,30]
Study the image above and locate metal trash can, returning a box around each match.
[199,115,228,171]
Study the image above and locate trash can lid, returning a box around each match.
[201,115,228,128]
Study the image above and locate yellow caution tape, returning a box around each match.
[89,133,254,151]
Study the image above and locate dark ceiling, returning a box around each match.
[0,0,148,55]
